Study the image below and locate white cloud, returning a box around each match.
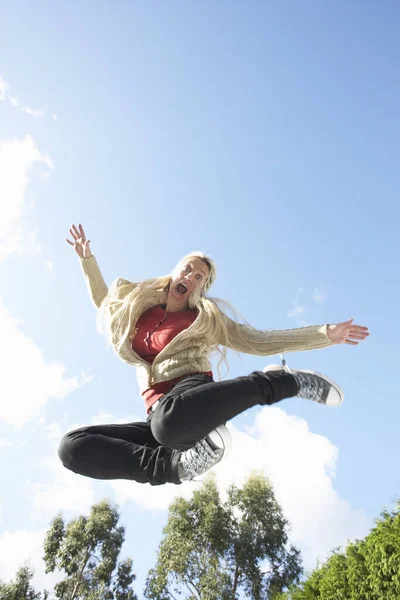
[5,463,94,596]
[3,420,99,591]
[20,106,45,118]
[31,453,96,518]
[0,298,89,428]
[112,407,369,570]
[45,422,64,442]
[0,75,9,100]
[0,74,46,118]
[39,170,52,182]
[0,529,46,582]
[312,286,327,306]
[44,410,142,445]
[222,409,368,568]
[0,135,54,261]
[30,422,98,521]
[0,528,62,596]
[287,287,309,326]
[288,285,327,326]
[91,409,142,426]
[112,479,194,514]
[45,259,53,272]
[5,97,44,120]
[4,420,100,593]
[31,410,142,521]
[51,112,58,122]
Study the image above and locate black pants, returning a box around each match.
[58,370,298,486]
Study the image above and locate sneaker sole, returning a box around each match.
[208,424,232,457]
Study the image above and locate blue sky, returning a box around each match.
[1,0,399,595]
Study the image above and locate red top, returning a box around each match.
[131,305,212,412]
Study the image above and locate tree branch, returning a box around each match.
[185,577,201,600]
[232,563,240,600]
[70,550,91,600]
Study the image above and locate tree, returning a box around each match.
[144,472,302,599]
[0,564,48,600]
[43,499,138,600]
[280,502,400,600]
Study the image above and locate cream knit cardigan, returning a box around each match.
[80,255,332,394]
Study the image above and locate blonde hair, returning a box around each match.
[97,252,238,378]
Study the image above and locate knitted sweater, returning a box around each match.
[80,255,332,394]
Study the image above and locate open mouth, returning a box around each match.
[175,282,188,295]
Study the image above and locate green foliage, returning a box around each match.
[280,503,400,600]
[145,472,302,599]
[0,564,48,600]
[43,499,138,600]
[0,499,137,600]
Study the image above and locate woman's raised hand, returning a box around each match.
[66,224,92,258]
[327,319,369,346]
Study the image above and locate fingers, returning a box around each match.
[68,224,87,243]
[340,323,369,336]
[79,223,86,242]
[348,327,369,336]
[350,330,369,339]
[344,325,369,346]
[66,224,87,257]
[330,319,369,346]
[343,332,369,346]
[334,321,368,332]
[343,335,365,342]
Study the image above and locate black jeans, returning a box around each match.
[58,370,297,486]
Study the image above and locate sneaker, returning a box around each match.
[178,424,232,482]
[263,364,344,407]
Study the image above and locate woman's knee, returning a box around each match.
[58,430,81,472]
[151,417,174,449]
[150,402,182,449]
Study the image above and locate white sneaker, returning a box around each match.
[178,424,232,481]
[263,364,344,407]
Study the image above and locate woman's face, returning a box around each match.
[167,256,210,310]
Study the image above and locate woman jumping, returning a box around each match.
[59,224,369,485]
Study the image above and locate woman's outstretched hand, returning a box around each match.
[66,224,92,258]
[327,319,369,345]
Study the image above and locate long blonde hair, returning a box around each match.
[97,252,239,377]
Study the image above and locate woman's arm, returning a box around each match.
[67,224,108,308]
[80,254,109,308]
[221,315,332,356]
[218,313,368,356]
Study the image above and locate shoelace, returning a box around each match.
[180,439,220,480]
[280,356,327,404]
